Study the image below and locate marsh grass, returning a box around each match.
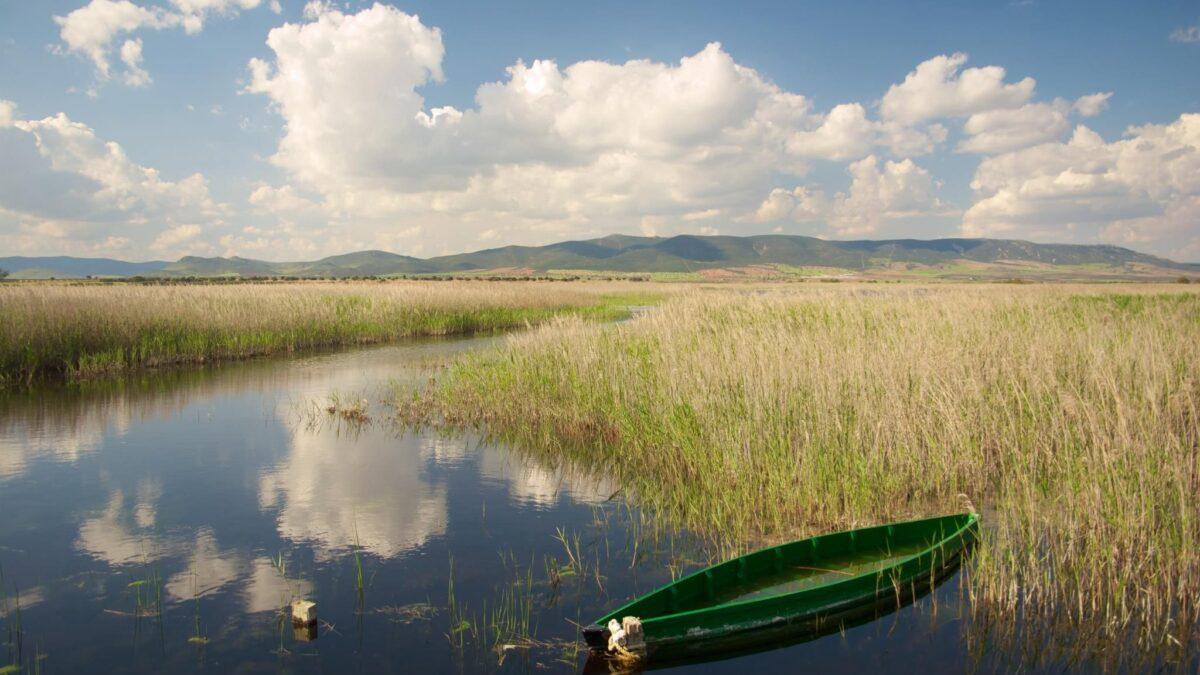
[405,284,1200,669]
[0,565,28,674]
[437,515,712,670]
[325,392,370,424]
[0,281,657,386]
[187,574,209,647]
[446,551,589,669]
[127,566,163,619]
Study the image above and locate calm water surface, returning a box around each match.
[0,336,976,673]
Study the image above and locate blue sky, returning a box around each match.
[1,0,1198,261]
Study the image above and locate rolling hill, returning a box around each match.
[0,255,170,279]
[3,235,1197,280]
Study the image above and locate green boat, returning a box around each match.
[582,512,978,659]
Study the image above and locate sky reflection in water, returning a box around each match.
[0,337,972,673]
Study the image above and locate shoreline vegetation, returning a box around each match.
[397,284,1200,669]
[0,280,662,386]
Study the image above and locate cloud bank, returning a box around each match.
[5,2,1195,260]
[964,115,1200,259]
[0,99,223,257]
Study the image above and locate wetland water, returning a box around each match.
[1,335,975,673]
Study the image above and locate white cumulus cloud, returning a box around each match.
[881,53,1035,125]
[151,223,203,251]
[786,103,876,161]
[959,100,1072,154]
[245,3,973,250]
[119,38,150,86]
[963,114,1200,259]
[1073,92,1112,117]
[959,93,1114,155]
[29,4,1198,261]
[0,99,223,257]
[55,0,266,87]
[55,0,176,80]
[749,155,955,236]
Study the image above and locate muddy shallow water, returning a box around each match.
[0,336,984,673]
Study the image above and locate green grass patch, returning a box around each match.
[0,281,666,386]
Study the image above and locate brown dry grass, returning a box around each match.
[410,283,1200,669]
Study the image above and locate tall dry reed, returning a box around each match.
[0,280,656,384]
[411,284,1200,668]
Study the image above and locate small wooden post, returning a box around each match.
[291,599,317,626]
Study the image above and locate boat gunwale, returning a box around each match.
[596,512,978,629]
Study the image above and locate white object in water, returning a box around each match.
[291,599,317,625]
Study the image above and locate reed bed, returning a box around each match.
[407,284,1200,668]
[0,281,655,385]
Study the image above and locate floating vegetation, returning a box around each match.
[374,603,439,625]
[325,392,370,424]
[293,390,376,433]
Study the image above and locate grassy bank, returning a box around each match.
[404,284,1200,667]
[0,280,658,385]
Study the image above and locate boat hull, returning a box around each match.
[583,513,978,656]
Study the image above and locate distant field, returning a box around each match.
[501,260,1197,282]
[408,283,1200,667]
[0,280,660,385]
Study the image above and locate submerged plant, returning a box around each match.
[445,553,561,668]
[128,566,163,619]
[187,574,209,646]
[1,565,24,673]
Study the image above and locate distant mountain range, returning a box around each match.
[3,235,1198,280]
[0,255,171,279]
